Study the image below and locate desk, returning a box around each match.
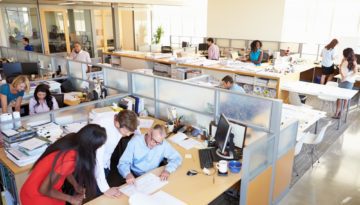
[86,140,241,205]
[334,73,360,82]
[281,81,358,129]
[282,104,326,140]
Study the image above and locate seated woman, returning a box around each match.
[0,75,29,113]
[249,40,263,65]
[29,84,59,115]
[20,124,107,205]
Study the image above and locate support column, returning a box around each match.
[111,3,121,50]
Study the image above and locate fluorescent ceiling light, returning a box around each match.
[59,2,76,5]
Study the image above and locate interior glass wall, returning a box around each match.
[93,9,114,54]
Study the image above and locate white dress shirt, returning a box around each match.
[69,50,91,63]
[321,48,336,67]
[92,116,122,192]
[208,44,220,60]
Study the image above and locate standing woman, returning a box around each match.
[0,75,29,113]
[320,39,338,84]
[29,84,59,115]
[20,124,107,205]
[249,40,263,65]
[333,48,358,119]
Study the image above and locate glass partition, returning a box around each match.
[16,50,29,62]
[219,91,272,129]
[103,68,128,92]
[1,47,8,58]
[278,120,298,158]
[29,52,39,62]
[51,57,68,75]
[68,61,84,79]
[132,73,154,98]
[8,49,17,60]
[38,54,52,70]
[157,79,215,114]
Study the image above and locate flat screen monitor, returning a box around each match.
[3,62,22,77]
[21,62,39,75]
[215,114,232,155]
[182,41,189,48]
[198,43,208,51]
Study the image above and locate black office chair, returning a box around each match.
[52,93,64,108]
[161,46,172,53]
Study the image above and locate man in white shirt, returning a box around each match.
[68,42,92,72]
[207,38,220,60]
[91,110,139,197]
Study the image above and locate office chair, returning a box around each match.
[161,46,172,53]
[293,138,304,176]
[52,93,65,108]
[262,52,270,63]
[302,121,332,167]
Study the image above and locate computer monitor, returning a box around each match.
[198,43,208,51]
[182,41,189,48]
[21,62,39,75]
[3,62,22,77]
[214,113,233,159]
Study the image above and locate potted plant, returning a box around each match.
[152,26,164,45]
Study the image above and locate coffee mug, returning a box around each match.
[167,124,174,133]
[216,160,228,173]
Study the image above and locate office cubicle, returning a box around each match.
[0,46,298,205]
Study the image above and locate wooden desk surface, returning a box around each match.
[86,119,241,205]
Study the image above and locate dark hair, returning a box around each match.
[23,37,30,43]
[343,48,356,71]
[325,39,338,50]
[116,110,138,132]
[207,38,214,43]
[73,41,81,46]
[250,40,262,52]
[222,75,234,84]
[34,84,54,111]
[32,124,107,199]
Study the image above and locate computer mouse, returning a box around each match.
[187,169,198,176]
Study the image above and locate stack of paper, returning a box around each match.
[63,122,87,133]
[129,191,187,205]
[139,119,154,129]
[169,133,203,150]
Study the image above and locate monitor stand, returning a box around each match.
[216,149,234,160]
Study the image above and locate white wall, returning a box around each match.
[0,9,8,47]
[207,0,286,41]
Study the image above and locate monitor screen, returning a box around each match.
[198,43,208,51]
[3,62,22,77]
[215,114,232,153]
[21,62,39,75]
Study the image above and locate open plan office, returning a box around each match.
[0,0,359,205]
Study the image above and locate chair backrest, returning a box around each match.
[294,140,304,156]
[313,121,332,145]
[288,92,303,106]
[326,81,338,87]
[53,93,64,108]
[262,52,269,62]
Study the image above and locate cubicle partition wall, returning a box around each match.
[0,46,298,205]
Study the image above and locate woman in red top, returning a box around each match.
[20,124,107,205]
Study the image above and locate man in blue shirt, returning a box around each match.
[22,37,33,51]
[117,124,182,184]
[221,75,245,93]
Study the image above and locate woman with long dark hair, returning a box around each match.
[320,39,338,84]
[333,48,358,119]
[29,84,59,115]
[20,124,107,205]
[249,40,263,65]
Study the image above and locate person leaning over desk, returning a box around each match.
[333,48,358,119]
[118,124,182,184]
[249,40,263,66]
[207,38,220,60]
[20,124,107,205]
[91,110,139,197]
[320,39,338,84]
[0,75,29,113]
[221,75,245,93]
[29,84,59,115]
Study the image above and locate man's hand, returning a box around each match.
[104,187,122,198]
[126,173,136,185]
[159,170,170,181]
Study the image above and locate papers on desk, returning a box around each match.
[169,133,204,150]
[18,137,47,151]
[119,173,168,196]
[5,148,42,167]
[139,119,154,129]
[63,122,88,134]
[129,191,187,205]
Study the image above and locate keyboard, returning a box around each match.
[199,148,216,169]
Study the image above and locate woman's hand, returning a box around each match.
[68,194,83,205]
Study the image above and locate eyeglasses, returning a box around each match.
[150,135,163,145]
